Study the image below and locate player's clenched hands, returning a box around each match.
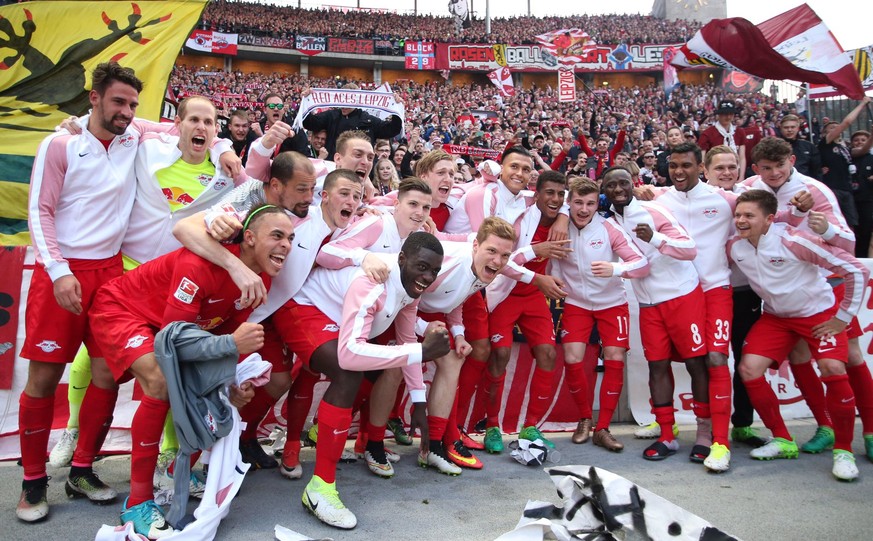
[590,261,615,278]
[229,381,255,408]
[233,322,264,354]
[812,317,847,341]
[208,214,243,241]
[454,335,472,358]
[422,321,451,360]
[532,239,572,260]
[54,274,83,315]
[789,190,813,213]
[807,210,829,235]
[633,223,654,243]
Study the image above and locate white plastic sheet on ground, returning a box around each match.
[495,465,740,541]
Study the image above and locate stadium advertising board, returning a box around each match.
[435,42,671,72]
[327,37,375,55]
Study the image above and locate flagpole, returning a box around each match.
[805,83,815,145]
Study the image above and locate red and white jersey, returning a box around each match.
[417,241,488,337]
[742,169,855,253]
[444,181,536,234]
[652,181,736,291]
[368,190,454,231]
[610,198,698,305]
[551,214,649,311]
[293,253,425,400]
[251,204,339,322]
[486,204,556,309]
[28,123,148,281]
[727,223,868,322]
[99,243,266,330]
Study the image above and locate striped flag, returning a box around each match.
[535,29,596,66]
[810,45,873,98]
[487,67,515,97]
[670,4,864,100]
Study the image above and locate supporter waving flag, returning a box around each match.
[670,4,864,100]
[535,28,596,66]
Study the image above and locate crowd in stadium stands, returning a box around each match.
[198,2,701,44]
[169,65,802,174]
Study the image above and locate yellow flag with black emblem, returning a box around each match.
[0,0,208,245]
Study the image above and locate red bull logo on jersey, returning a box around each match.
[589,238,604,249]
[197,173,213,186]
[118,134,135,148]
[163,187,196,207]
[195,315,225,330]
[702,207,719,219]
[174,277,199,304]
[769,256,786,267]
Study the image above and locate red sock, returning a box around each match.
[18,393,54,480]
[284,369,320,451]
[564,362,592,418]
[167,451,201,477]
[443,393,461,446]
[595,360,623,431]
[691,400,711,419]
[847,363,873,434]
[482,371,505,428]
[427,415,448,443]
[744,376,791,440]
[367,421,386,444]
[822,374,856,452]
[708,365,731,446]
[239,386,277,441]
[790,362,832,428]
[653,404,676,443]
[468,376,488,430]
[129,396,170,506]
[72,384,118,468]
[456,357,486,428]
[312,401,351,484]
[524,366,555,427]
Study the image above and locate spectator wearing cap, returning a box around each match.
[697,100,746,180]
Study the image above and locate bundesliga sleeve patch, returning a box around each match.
[174,277,200,304]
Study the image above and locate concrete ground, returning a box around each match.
[2,419,872,540]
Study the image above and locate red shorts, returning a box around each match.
[273,300,338,368]
[704,286,733,356]
[259,317,294,372]
[560,303,630,349]
[488,292,555,349]
[744,309,848,363]
[461,292,490,342]
[639,286,707,361]
[831,281,862,339]
[21,255,122,363]
[89,288,157,382]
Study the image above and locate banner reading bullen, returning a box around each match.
[558,68,576,102]
[0,0,209,245]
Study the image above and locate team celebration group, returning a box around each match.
[12,59,873,539]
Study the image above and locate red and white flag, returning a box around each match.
[557,68,576,103]
[186,30,238,56]
[670,4,864,99]
[535,28,596,65]
[488,67,515,97]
